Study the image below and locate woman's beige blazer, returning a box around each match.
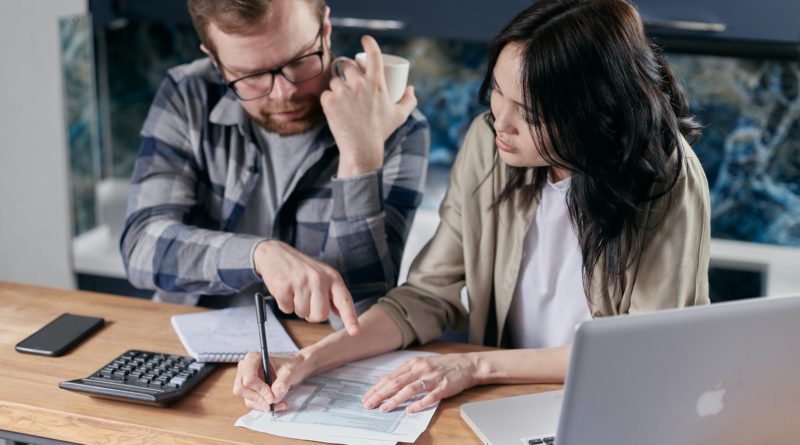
[376,114,711,347]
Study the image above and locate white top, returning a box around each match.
[507,176,592,349]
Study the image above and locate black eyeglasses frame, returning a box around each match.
[221,25,326,101]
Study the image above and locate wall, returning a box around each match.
[0,1,87,288]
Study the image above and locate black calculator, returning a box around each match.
[59,350,216,406]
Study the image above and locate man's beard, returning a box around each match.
[249,98,325,136]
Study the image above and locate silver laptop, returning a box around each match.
[461,295,800,445]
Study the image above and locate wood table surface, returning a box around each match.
[0,281,561,444]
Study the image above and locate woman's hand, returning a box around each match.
[232,351,316,412]
[361,353,480,414]
[234,307,407,413]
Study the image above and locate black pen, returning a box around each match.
[254,293,275,419]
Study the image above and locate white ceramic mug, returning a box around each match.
[355,52,410,103]
[333,53,411,102]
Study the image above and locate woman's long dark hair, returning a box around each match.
[481,0,701,306]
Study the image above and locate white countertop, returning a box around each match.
[72,222,800,297]
[72,225,126,278]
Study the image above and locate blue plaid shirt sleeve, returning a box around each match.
[323,113,429,302]
[121,76,264,297]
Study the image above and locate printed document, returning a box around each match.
[235,350,439,444]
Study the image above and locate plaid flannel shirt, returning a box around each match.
[121,58,429,306]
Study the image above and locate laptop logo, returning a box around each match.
[696,383,726,417]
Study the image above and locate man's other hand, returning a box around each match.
[321,35,417,178]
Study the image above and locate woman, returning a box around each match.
[234,0,710,414]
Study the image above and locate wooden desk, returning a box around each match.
[0,282,561,444]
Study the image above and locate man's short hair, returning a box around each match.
[188,0,326,56]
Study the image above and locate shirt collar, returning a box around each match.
[209,90,249,127]
[546,175,572,192]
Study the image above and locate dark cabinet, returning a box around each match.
[327,0,532,42]
[326,0,800,58]
[329,0,800,45]
[92,0,800,46]
[633,0,800,43]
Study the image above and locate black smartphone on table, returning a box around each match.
[15,313,105,356]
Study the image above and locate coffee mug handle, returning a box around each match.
[331,56,355,81]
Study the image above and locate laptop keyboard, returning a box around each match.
[526,436,555,444]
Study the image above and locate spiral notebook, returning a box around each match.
[171,306,299,362]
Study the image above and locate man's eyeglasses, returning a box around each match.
[223,26,325,101]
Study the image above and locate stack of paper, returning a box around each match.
[235,350,440,445]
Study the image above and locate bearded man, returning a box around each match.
[121,0,429,334]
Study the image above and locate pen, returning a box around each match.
[254,292,275,419]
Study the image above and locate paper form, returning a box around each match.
[235,350,440,444]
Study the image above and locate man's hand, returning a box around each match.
[321,35,417,178]
[254,240,360,335]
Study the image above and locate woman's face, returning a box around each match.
[490,43,550,169]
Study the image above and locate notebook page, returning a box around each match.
[171,306,299,362]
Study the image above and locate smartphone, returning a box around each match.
[15,313,105,357]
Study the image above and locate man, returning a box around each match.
[120,0,429,335]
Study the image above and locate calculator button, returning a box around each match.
[188,362,206,372]
[169,376,188,387]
